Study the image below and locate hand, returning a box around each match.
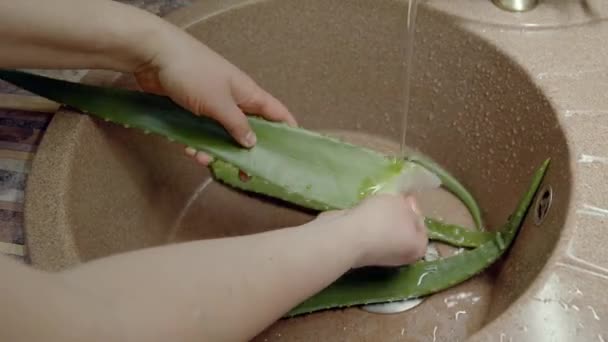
[133,22,297,165]
[320,194,428,268]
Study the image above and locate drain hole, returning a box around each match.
[534,185,553,225]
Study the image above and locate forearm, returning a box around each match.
[0,256,121,342]
[0,0,164,72]
[61,219,364,342]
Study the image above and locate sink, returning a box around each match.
[23,0,606,340]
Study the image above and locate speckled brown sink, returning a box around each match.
[23,0,608,341]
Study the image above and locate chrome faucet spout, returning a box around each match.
[492,0,538,12]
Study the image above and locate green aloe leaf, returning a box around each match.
[0,69,437,211]
[425,218,494,248]
[409,155,484,230]
[0,69,484,248]
[0,70,547,316]
[285,159,549,316]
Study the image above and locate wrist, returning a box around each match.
[98,4,170,73]
[330,216,371,269]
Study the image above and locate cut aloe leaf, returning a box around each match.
[211,157,441,211]
[0,70,494,248]
[0,69,441,211]
[425,218,494,248]
[408,154,484,230]
[0,70,547,317]
[285,159,550,317]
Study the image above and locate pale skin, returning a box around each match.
[0,1,428,341]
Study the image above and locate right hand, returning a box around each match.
[322,194,428,268]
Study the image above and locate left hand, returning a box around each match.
[133,21,297,165]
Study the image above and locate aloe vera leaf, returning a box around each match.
[408,155,484,230]
[425,218,495,248]
[0,70,491,247]
[0,69,427,211]
[211,155,441,210]
[210,159,331,210]
[213,159,493,248]
[285,158,550,317]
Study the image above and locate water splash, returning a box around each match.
[588,305,601,321]
[578,154,608,165]
[362,297,424,314]
[417,271,432,286]
[167,178,214,242]
[577,203,608,218]
[455,310,467,320]
[443,292,474,308]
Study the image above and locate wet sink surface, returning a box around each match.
[23,0,608,340]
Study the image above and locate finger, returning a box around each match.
[204,96,257,148]
[405,196,422,217]
[134,70,166,95]
[195,151,213,166]
[236,84,297,127]
[403,196,426,234]
[184,147,213,166]
[315,210,346,223]
[185,146,196,157]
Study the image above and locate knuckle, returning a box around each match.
[181,93,208,116]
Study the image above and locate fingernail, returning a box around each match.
[408,197,423,217]
[243,131,257,147]
[287,117,298,127]
[185,147,196,156]
[195,152,213,165]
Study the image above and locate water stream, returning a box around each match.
[362,0,429,315]
[399,0,420,158]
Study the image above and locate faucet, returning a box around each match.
[492,0,538,12]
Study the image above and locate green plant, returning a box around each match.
[0,69,549,316]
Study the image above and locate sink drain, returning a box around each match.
[360,243,440,314]
[534,185,552,225]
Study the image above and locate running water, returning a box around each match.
[400,0,419,158]
[363,0,424,315]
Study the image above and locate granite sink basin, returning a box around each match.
[23,0,608,340]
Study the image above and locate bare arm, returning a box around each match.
[0,0,156,72]
[0,195,426,342]
[0,1,427,341]
[62,216,365,342]
[0,256,121,342]
[0,0,296,154]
